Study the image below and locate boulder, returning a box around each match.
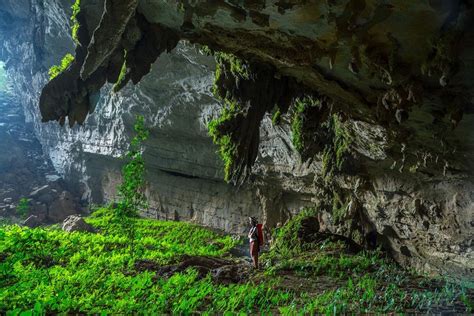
[29,185,50,198]
[62,215,95,233]
[30,202,47,220]
[3,197,12,203]
[37,193,55,205]
[48,191,77,222]
[23,215,42,228]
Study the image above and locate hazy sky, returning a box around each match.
[0,62,6,91]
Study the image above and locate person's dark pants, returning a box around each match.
[250,241,259,269]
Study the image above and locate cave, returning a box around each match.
[0,0,473,313]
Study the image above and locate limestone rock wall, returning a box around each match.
[0,0,472,279]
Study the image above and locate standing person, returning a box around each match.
[248,217,260,269]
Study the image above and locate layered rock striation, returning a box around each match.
[1,0,473,278]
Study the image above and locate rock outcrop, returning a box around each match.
[62,215,95,232]
[0,0,472,279]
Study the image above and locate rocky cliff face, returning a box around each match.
[1,0,473,279]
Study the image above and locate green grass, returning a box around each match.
[1,209,472,314]
[263,211,473,314]
[48,53,74,80]
[1,213,268,314]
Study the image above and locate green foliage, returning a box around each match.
[321,113,351,182]
[1,212,472,314]
[291,97,321,152]
[268,208,318,257]
[48,54,74,80]
[71,0,81,45]
[207,100,239,182]
[332,191,349,223]
[16,198,30,219]
[112,115,149,251]
[113,50,128,92]
[214,52,250,80]
[272,109,282,125]
[198,45,213,56]
[0,218,241,314]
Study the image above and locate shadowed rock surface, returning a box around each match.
[0,0,472,279]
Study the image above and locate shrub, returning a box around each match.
[112,115,149,252]
[16,198,30,219]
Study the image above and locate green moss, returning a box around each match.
[332,191,349,223]
[214,52,250,80]
[272,109,282,125]
[269,208,318,256]
[321,114,351,183]
[71,0,81,45]
[113,51,128,92]
[199,45,213,56]
[48,53,75,80]
[291,97,321,152]
[207,100,240,182]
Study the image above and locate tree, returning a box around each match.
[113,115,149,252]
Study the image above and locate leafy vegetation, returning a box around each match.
[321,113,351,182]
[1,208,472,314]
[207,100,239,182]
[291,97,321,152]
[272,108,282,125]
[214,52,250,81]
[0,217,246,314]
[113,50,128,92]
[263,211,474,314]
[48,53,75,80]
[16,198,30,219]
[109,115,148,253]
[71,0,81,45]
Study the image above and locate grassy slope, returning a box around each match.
[1,210,473,314]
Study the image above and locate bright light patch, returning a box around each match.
[0,62,6,91]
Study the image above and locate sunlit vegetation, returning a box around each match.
[1,208,472,314]
[48,53,74,80]
[71,0,81,45]
[110,115,148,253]
[0,216,244,314]
[113,50,128,92]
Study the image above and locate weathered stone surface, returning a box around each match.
[48,191,78,222]
[62,215,95,232]
[0,0,473,280]
[23,215,42,228]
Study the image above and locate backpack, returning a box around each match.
[256,223,264,245]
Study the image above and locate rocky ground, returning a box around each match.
[0,89,82,223]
